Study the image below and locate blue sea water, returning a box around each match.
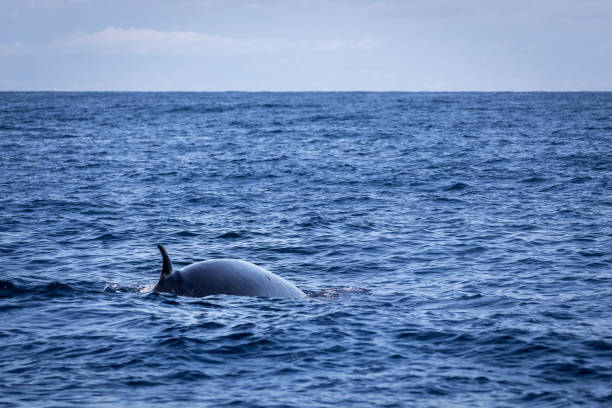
[0,92,611,407]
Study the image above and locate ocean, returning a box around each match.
[1,92,611,407]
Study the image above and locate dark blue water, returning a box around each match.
[1,92,611,407]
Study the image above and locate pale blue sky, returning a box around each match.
[1,0,611,91]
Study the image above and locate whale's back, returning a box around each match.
[178,259,305,299]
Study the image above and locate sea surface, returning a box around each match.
[1,92,611,407]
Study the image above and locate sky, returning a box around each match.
[1,0,611,91]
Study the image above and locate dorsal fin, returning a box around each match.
[157,244,174,276]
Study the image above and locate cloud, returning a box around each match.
[0,27,380,57]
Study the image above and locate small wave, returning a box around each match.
[170,369,212,381]
[433,196,465,203]
[2,280,153,297]
[298,214,333,227]
[207,338,274,355]
[519,391,557,403]
[167,105,229,114]
[217,231,242,239]
[583,340,612,351]
[521,176,546,183]
[307,114,335,122]
[0,280,87,298]
[94,232,122,242]
[535,362,599,379]
[0,280,15,290]
[256,103,292,109]
[197,321,225,329]
[121,378,162,387]
[396,329,461,342]
[41,281,74,294]
[570,176,593,184]
[266,246,318,255]
[166,102,294,114]
[307,286,370,298]
[0,280,26,298]
[444,182,470,191]
[173,230,200,237]
[104,283,154,293]
[578,250,605,257]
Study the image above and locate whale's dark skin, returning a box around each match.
[153,244,305,299]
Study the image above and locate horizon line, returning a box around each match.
[1,90,611,93]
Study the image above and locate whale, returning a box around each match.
[153,244,306,299]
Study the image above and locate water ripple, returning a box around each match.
[0,92,611,407]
